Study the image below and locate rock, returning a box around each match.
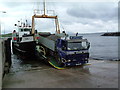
[101,32,120,36]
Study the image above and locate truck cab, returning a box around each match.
[56,36,90,66]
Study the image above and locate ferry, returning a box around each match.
[12,20,37,58]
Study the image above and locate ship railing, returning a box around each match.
[34,9,56,16]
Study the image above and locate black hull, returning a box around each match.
[12,41,36,59]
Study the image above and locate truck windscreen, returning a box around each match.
[67,42,88,50]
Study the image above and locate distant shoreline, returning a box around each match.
[2,32,120,37]
[101,32,120,36]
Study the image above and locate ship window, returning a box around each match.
[21,29,23,32]
[24,29,31,31]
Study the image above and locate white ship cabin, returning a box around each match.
[17,27,32,37]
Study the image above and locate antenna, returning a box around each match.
[18,21,20,26]
[26,20,28,27]
[43,0,46,15]
[21,19,22,27]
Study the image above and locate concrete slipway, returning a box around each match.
[2,54,119,88]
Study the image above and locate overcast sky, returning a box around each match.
[0,0,119,34]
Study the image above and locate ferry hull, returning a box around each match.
[12,41,36,59]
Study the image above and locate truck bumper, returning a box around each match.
[64,53,89,66]
[64,60,88,66]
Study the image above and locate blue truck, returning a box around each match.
[36,32,90,67]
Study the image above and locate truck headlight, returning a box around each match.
[67,60,71,62]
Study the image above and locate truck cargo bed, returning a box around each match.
[38,34,60,51]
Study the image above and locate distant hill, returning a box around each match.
[2,33,12,37]
[2,32,119,37]
[101,32,120,36]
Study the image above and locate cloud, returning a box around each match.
[0,1,118,34]
[67,2,117,21]
[1,2,25,8]
[55,2,118,33]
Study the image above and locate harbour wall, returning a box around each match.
[0,38,11,90]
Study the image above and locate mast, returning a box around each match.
[43,0,46,15]
[32,0,60,34]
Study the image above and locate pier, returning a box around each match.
[2,58,119,88]
[0,38,11,90]
[0,39,3,90]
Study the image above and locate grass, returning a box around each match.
[1,33,12,37]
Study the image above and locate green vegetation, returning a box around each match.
[2,33,12,37]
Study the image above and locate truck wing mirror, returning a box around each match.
[87,42,90,49]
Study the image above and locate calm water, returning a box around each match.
[81,33,119,60]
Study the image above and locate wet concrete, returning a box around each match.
[2,54,119,88]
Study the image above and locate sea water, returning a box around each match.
[81,33,119,60]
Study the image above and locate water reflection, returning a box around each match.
[10,54,49,73]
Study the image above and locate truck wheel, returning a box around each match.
[40,46,46,56]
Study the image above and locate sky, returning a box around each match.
[0,0,119,34]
